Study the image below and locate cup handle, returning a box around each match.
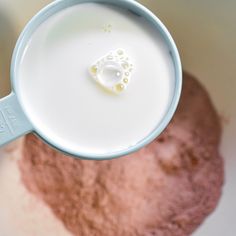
[0,92,33,147]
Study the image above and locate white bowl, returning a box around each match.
[0,1,235,235]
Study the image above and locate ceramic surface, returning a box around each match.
[0,0,235,235]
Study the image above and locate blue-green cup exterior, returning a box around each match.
[10,0,182,160]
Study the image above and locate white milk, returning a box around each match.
[17,3,175,155]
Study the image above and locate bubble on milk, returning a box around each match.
[89,49,134,94]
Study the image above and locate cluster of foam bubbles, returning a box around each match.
[89,49,133,94]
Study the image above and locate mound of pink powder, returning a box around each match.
[19,72,224,236]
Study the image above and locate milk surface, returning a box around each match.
[17,3,175,155]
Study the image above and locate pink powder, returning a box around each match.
[19,72,224,236]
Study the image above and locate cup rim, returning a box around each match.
[10,0,182,160]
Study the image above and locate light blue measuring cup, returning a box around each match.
[0,0,182,160]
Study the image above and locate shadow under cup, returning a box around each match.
[0,0,182,160]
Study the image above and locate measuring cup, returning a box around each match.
[0,0,182,160]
